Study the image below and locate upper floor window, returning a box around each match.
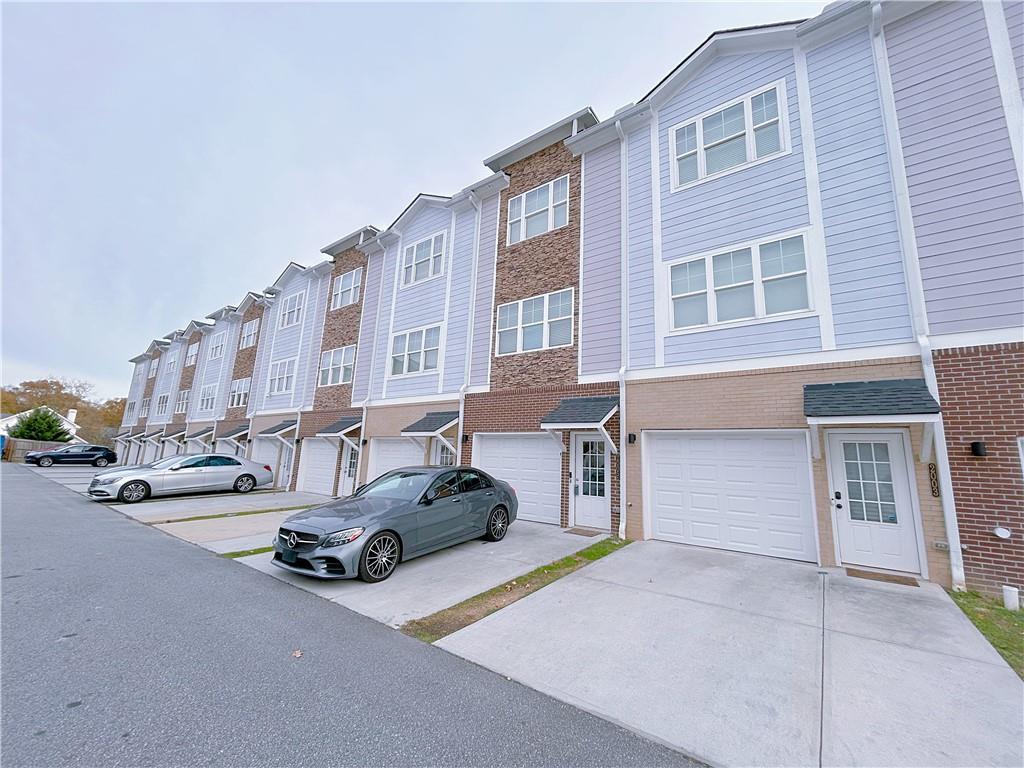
[507,175,569,245]
[208,332,226,360]
[239,318,259,349]
[669,80,787,191]
[267,359,296,395]
[165,354,176,374]
[199,384,217,412]
[319,345,356,386]
[148,359,158,378]
[175,388,190,414]
[669,233,810,331]
[229,377,251,408]
[496,288,573,355]
[279,291,304,329]
[125,401,137,420]
[156,394,169,416]
[185,343,199,367]
[139,398,151,418]
[331,268,362,309]
[390,326,441,376]
[402,233,445,286]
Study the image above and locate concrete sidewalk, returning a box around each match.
[437,541,1023,767]
[111,490,327,523]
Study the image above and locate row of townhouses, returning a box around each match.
[117,0,1023,595]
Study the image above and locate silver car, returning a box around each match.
[87,453,275,503]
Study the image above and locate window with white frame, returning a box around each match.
[670,81,786,190]
[156,394,169,416]
[208,332,226,360]
[401,233,445,286]
[267,359,296,395]
[319,345,356,386]
[165,354,176,374]
[279,291,304,328]
[140,398,151,418]
[496,288,573,355]
[331,268,362,309]
[507,175,569,245]
[199,384,217,412]
[229,377,251,408]
[390,326,441,376]
[175,388,190,414]
[185,343,199,367]
[125,401,137,420]
[669,233,810,330]
[239,318,259,349]
[148,359,158,378]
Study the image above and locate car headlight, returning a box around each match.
[94,476,122,485]
[321,527,364,548]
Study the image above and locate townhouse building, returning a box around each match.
[116,0,1021,594]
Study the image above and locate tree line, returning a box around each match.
[2,379,125,446]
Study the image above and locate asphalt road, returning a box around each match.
[1,464,695,767]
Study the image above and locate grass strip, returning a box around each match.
[221,546,275,559]
[949,590,1024,678]
[401,537,629,644]
[154,504,315,525]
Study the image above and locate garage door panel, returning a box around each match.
[368,438,423,481]
[475,434,561,525]
[297,438,337,496]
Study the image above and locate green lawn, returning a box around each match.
[949,590,1024,678]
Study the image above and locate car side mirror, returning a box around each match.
[420,495,433,506]
[169,465,181,471]
[354,485,365,494]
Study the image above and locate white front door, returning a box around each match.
[571,434,611,530]
[430,438,455,466]
[827,431,921,574]
[337,443,359,497]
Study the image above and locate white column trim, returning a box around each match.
[983,0,1024,192]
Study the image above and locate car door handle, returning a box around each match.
[485,491,494,497]
[451,497,461,503]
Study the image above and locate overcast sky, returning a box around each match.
[3,1,826,400]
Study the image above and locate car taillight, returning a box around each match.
[510,486,517,496]
[263,465,272,472]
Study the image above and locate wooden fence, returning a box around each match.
[2,438,73,463]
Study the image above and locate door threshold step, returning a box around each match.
[845,567,919,587]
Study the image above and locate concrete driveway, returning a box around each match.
[438,541,1023,767]
[237,522,602,627]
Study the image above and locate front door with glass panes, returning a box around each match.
[827,431,921,574]
[571,434,611,530]
[430,438,455,467]
[337,443,359,497]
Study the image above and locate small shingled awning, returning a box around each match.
[163,425,186,439]
[401,411,459,436]
[539,396,620,454]
[144,430,163,441]
[258,419,297,436]
[218,424,249,440]
[186,426,214,440]
[803,378,941,460]
[317,416,362,437]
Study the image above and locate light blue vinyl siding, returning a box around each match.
[887,1,1024,334]
[189,318,234,421]
[352,253,383,404]
[1005,1,1024,96]
[442,207,477,392]
[664,314,821,364]
[580,139,622,376]
[391,204,451,333]
[469,193,499,388]
[658,49,809,261]
[149,338,187,425]
[627,127,656,368]
[386,372,440,398]
[121,362,147,426]
[294,275,329,409]
[807,28,913,347]
[370,244,397,400]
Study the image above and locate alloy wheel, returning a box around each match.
[490,508,509,540]
[235,475,254,492]
[122,482,146,503]
[96,458,109,467]
[39,457,53,467]
[365,534,399,580]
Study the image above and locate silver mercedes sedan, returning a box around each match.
[87,453,275,503]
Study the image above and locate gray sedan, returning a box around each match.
[88,453,275,503]
[272,466,517,582]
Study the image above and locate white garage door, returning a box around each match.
[214,439,242,457]
[474,433,561,524]
[252,437,293,488]
[296,438,338,496]
[646,431,817,562]
[142,441,160,464]
[366,438,423,482]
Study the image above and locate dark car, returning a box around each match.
[272,465,518,582]
[25,444,117,468]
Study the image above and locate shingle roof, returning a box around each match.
[144,430,163,439]
[163,425,186,438]
[540,396,619,425]
[218,424,249,439]
[317,416,362,436]
[258,419,297,436]
[401,411,460,434]
[186,426,214,439]
[803,379,940,417]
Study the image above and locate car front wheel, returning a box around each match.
[118,481,149,504]
[484,506,510,542]
[38,457,54,467]
[233,474,255,493]
[94,457,109,467]
[358,532,400,583]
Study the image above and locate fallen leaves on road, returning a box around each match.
[291,649,303,658]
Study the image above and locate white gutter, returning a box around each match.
[614,118,629,541]
[456,191,484,466]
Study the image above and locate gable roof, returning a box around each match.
[234,291,266,315]
[0,405,80,431]
[483,107,599,172]
[386,193,451,233]
[320,225,380,257]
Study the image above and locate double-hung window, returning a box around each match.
[199,384,217,412]
[507,175,569,244]
[208,332,226,360]
[670,81,786,189]
[402,234,445,286]
[175,388,190,414]
[125,401,137,420]
[279,292,304,328]
[185,343,199,367]
[669,233,810,330]
[331,268,362,308]
[156,394,169,416]
[239,319,259,349]
[140,398,151,418]
[267,359,296,395]
[229,377,251,408]
[319,345,356,386]
[165,355,176,374]
[495,288,573,355]
[148,359,158,378]
[390,326,441,376]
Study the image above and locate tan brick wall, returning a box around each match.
[490,142,581,390]
[359,402,458,483]
[224,302,265,423]
[935,343,1024,594]
[623,356,953,585]
[171,330,204,425]
[312,246,366,412]
[136,352,160,430]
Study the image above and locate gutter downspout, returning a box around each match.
[354,239,386,486]
[870,0,965,589]
[457,192,484,466]
[614,118,629,541]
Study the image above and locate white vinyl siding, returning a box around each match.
[390,326,441,376]
[198,384,217,412]
[401,233,445,286]
[279,291,304,329]
[496,288,573,355]
[331,268,363,309]
[175,388,189,414]
[319,345,356,386]
[267,359,296,395]
[229,377,251,408]
[185,343,199,367]
[239,318,259,349]
[208,332,226,360]
[507,175,569,245]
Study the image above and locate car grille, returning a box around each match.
[277,528,321,552]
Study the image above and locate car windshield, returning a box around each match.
[354,471,432,501]
[147,456,184,469]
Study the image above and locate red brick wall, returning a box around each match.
[935,343,1024,594]
[463,382,620,532]
[224,302,265,423]
[312,246,366,411]
[136,352,159,430]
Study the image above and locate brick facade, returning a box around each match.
[171,330,203,425]
[223,302,265,423]
[137,352,159,431]
[312,246,366,411]
[934,343,1024,594]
